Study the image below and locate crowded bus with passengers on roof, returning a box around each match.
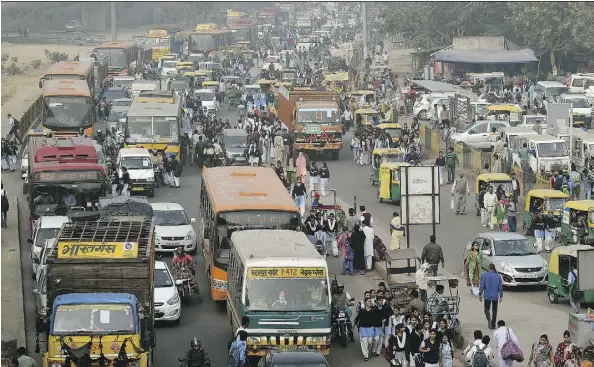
[199,166,301,302]
[146,27,185,61]
[93,41,139,76]
[25,136,107,229]
[41,79,95,137]
[124,91,183,155]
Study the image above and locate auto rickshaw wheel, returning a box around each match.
[547,289,559,304]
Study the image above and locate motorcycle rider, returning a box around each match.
[181,337,211,367]
[331,281,355,342]
[150,149,163,185]
[172,247,201,299]
[203,139,216,167]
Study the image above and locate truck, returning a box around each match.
[278,87,343,159]
[39,199,156,367]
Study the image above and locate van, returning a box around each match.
[515,135,569,175]
[571,135,594,172]
[568,73,594,94]
[117,148,155,197]
[413,92,453,120]
[535,81,567,106]
[559,93,593,129]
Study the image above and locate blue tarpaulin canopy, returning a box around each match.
[434,49,537,64]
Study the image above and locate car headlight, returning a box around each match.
[543,260,548,268]
[167,292,180,305]
[498,262,514,273]
[146,176,154,182]
[185,230,195,240]
[248,336,263,344]
[307,336,326,344]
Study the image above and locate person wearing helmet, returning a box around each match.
[182,337,210,367]
[331,281,355,342]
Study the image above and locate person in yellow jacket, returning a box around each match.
[390,212,405,250]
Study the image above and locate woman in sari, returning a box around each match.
[464,242,481,293]
[296,152,307,179]
[554,330,578,367]
[528,334,554,367]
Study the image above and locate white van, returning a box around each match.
[413,92,453,120]
[117,148,155,197]
[517,135,570,174]
[535,81,567,106]
[569,73,594,94]
[559,93,593,129]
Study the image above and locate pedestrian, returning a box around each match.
[7,113,23,145]
[16,347,37,367]
[464,241,481,294]
[435,151,446,186]
[351,223,366,275]
[439,333,454,367]
[6,140,17,171]
[463,330,484,362]
[345,207,357,232]
[309,161,320,193]
[420,235,444,276]
[296,151,307,178]
[341,236,354,276]
[360,205,374,226]
[507,194,518,232]
[418,329,440,367]
[319,162,330,196]
[510,173,520,202]
[533,212,545,252]
[567,265,580,313]
[228,330,247,367]
[361,220,375,271]
[479,263,503,330]
[291,176,307,217]
[528,334,554,367]
[451,172,470,215]
[383,51,389,66]
[493,320,520,367]
[351,135,360,164]
[444,147,458,184]
[1,183,9,228]
[543,213,557,252]
[483,186,498,229]
[389,212,404,250]
[466,335,495,367]
[386,324,408,365]
[416,263,430,302]
[120,167,131,196]
[354,297,376,361]
[1,138,9,171]
[554,330,578,367]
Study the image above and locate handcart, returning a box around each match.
[384,248,420,312]
[425,275,463,348]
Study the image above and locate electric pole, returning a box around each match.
[110,2,117,41]
[362,2,368,60]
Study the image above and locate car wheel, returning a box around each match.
[418,110,428,120]
[148,190,155,198]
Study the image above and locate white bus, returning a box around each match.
[227,230,331,356]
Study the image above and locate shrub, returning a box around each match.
[6,62,22,75]
[46,52,68,62]
[1,53,9,62]
[31,59,42,69]
[10,56,18,63]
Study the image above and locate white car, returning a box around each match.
[151,202,197,253]
[28,216,70,276]
[426,97,452,121]
[194,89,219,113]
[160,59,178,78]
[452,120,510,150]
[34,238,57,283]
[154,260,181,323]
[413,93,453,120]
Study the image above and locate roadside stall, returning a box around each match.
[560,200,594,246]
[377,162,410,204]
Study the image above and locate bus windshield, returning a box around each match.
[43,96,91,129]
[217,211,300,230]
[245,276,329,312]
[95,48,127,69]
[127,117,179,144]
[189,34,215,52]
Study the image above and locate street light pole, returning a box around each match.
[362,2,368,61]
[110,2,117,41]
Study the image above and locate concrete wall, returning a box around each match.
[453,36,505,50]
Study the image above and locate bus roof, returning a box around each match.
[126,95,182,117]
[202,166,300,213]
[31,136,97,163]
[190,29,233,35]
[44,61,93,78]
[42,79,91,97]
[31,161,105,177]
[94,41,136,50]
[232,230,324,262]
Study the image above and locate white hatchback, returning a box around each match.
[154,260,181,323]
[29,216,70,276]
[151,203,197,253]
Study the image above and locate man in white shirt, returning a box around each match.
[234,316,250,341]
[466,335,495,366]
[463,330,484,357]
[493,320,519,367]
[360,205,374,227]
[361,220,375,271]
[482,186,498,229]
[7,113,22,144]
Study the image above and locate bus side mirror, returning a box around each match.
[39,79,43,88]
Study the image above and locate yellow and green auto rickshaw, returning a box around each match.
[376,122,403,144]
[202,80,219,94]
[559,200,594,246]
[370,148,405,186]
[355,108,380,127]
[377,162,410,204]
[523,189,569,235]
[547,245,594,304]
[351,90,375,106]
[474,173,512,216]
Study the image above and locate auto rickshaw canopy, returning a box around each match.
[525,189,569,212]
[324,72,349,82]
[475,173,511,191]
[356,108,380,115]
[380,162,410,177]
[377,122,402,130]
[202,80,218,86]
[548,245,593,274]
[352,90,375,96]
[486,104,522,113]
[563,200,594,211]
[373,148,404,156]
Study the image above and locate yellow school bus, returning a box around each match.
[199,166,301,302]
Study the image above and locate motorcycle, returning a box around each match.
[203,146,216,168]
[314,240,326,260]
[153,164,164,188]
[176,277,195,305]
[330,275,355,348]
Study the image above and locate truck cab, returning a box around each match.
[571,135,594,171]
[517,135,570,175]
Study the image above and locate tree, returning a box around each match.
[505,2,594,74]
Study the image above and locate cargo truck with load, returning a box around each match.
[37,197,156,367]
[277,87,343,160]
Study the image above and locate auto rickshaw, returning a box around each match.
[324,72,349,93]
[370,148,405,186]
[547,245,594,304]
[474,173,512,216]
[281,68,298,84]
[378,162,410,204]
[523,189,569,235]
[176,61,194,75]
[202,80,219,101]
[355,108,380,127]
[559,200,594,246]
[194,69,213,82]
[376,122,403,144]
[227,89,242,110]
[258,79,275,93]
[351,90,375,106]
[486,104,522,126]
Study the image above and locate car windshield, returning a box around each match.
[35,228,61,248]
[195,92,214,101]
[523,116,546,125]
[67,21,77,26]
[225,135,247,148]
[537,142,568,157]
[154,268,174,288]
[298,108,339,124]
[120,156,152,170]
[568,98,590,108]
[52,304,135,335]
[162,60,177,69]
[153,209,189,226]
[112,100,131,107]
[494,238,537,256]
[546,198,566,212]
[169,81,189,91]
[245,277,329,312]
[94,48,127,69]
[384,128,402,138]
[189,34,215,52]
[545,87,567,97]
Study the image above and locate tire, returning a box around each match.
[183,286,192,306]
[548,289,559,304]
[339,327,347,348]
[418,110,428,120]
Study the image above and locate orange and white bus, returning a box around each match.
[41,80,94,136]
[93,41,139,76]
[199,166,301,302]
[39,61,95,97]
